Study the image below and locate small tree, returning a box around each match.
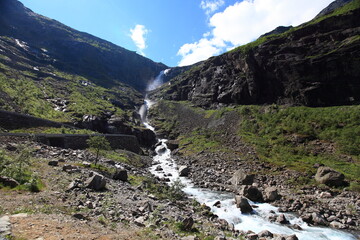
[86,136,111,165]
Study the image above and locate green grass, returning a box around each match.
[10,127,96,134]
[237,105,360,182]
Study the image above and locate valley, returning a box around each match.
[0,0,359,239]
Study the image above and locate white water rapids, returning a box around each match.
[140,99,357,240]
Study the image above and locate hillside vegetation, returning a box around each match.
[149,100,360,190]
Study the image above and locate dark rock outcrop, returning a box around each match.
[153,5,360,107]
[235,196,253,214]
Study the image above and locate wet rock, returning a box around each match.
[264,186,280,202]
[113,169,128,181]
[314,167,346,187]
[85,173,106,191]
[0,176,19,188]
[258,230,273,238]
[286,235,299,240]
[241,186,264,202]
[276,214,289,224]
[329,221,347,229]
[229,169,254,186]
[166,140,179,151]
[311,213,328,226]
[247,233,258,240]
[235,196,253,214]
[179,166,190,177]
[213,201,221,208]
[155,166,163,171]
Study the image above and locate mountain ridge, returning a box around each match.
[151,0,360,108]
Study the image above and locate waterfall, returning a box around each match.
[146,69,170,92]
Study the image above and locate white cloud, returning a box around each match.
[130,24,149,56]
[178,0,334,66]
[200,0,225,15]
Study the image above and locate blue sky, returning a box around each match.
[19,0,334,67]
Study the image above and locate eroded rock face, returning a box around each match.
[153,8,360,107]
[315,166,345,187]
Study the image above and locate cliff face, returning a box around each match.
[0,0,167,92]
[153,1,360,107]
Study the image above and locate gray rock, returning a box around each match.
[264,186,280,202]
[241,186,264,202]
[0,176,19,188]
[235,196,253,214]
[311,213,328,226]
[286,234,299,240]
[85,173,106,191]
[330,221,347,229]
[315,167,345,187]
[258,230,273,237]
[276,214,289,224]
[0,216,11,236]
[134,216,146,227]
[179,166,190,177]
[113,169,128,181]
[229,169,254,186]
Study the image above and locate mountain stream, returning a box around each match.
[140,99,357,240]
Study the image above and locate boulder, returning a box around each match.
[264,186,280,202]
[0,176,19,188]
[179,166,190,177]
[166,140,179,151]
[182,217,194,230]
[48,160,59,166]
[113,169,128,181]
[85,173,106,191]
[276,214,290,224]
[229,169,254,186]
[235,196,253,214]
[286,235,299,240]
[314,167,345,187]
[241,186,264,202]
[258,230,273,238]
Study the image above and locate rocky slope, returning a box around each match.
[152,0,360,108]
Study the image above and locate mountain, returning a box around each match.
[152,0,360,108]
[0,0,167,92]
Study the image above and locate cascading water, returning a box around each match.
[139,74,357,240]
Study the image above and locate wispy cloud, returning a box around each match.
[200,0,225,15]
[178,0,334,66]
[130,24,149,56]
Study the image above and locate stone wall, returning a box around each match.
[0,133,141,154]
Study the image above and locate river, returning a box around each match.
[140,99,357,240]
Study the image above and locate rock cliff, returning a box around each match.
[152,0,360,107]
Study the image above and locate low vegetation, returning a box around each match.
[0,145,44,192]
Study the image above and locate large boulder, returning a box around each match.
[241,186,264,202]
[166,140,179,151]
[235,196,253,214]
[264,186,280,202]
[315,167,346,187]
[113,169,128,181]
[179,166,190,177]
[229,169,254,186]
[85,173,106,191]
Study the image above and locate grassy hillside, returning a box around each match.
[150,101,360,190]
